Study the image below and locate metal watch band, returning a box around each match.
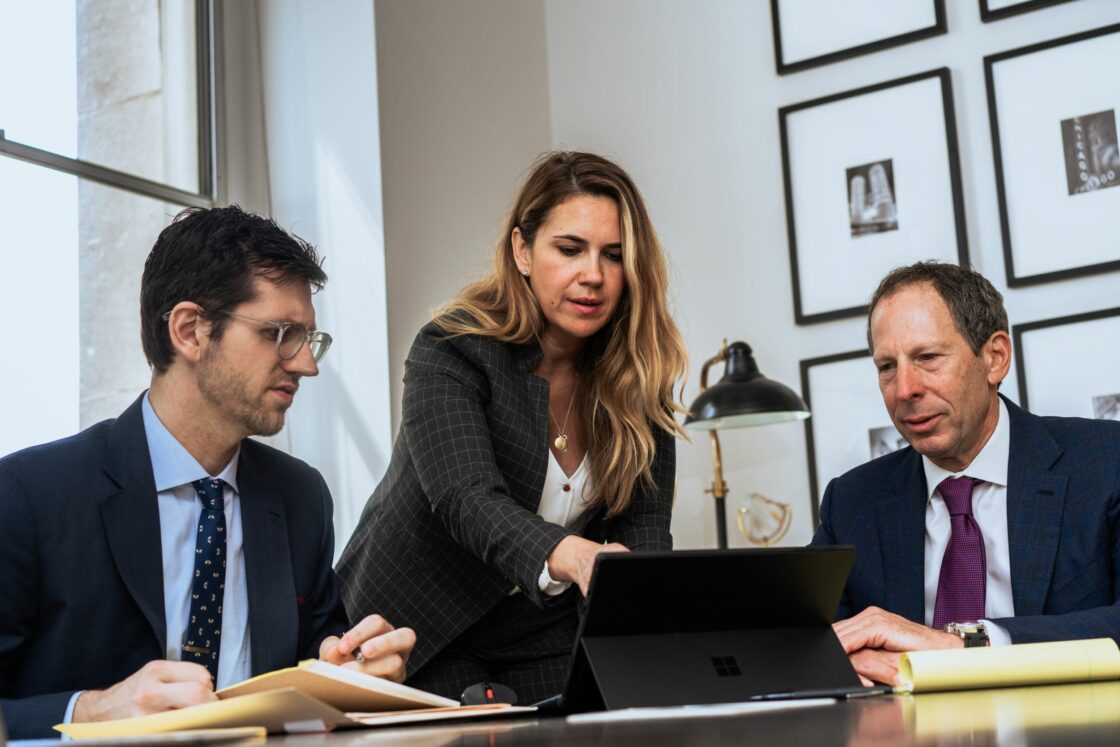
[944,621,990,648]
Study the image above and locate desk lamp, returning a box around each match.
[684,340,810,549]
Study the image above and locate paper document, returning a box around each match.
[55,690,351,739]
[55,660,532,739]
[11,726,266,746]
[215,658,458,711]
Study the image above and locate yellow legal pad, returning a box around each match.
[898,637,1120,693]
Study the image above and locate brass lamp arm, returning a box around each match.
[698,340,731,503]
[697,339,729,392]
[705,431,728,500]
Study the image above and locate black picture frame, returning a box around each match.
[771,0,946,75]
[800,349,901,528]
[780,68,970,325]
[1012,306,1120,417]
[980,0,1078,23]
[986,23,1120,287]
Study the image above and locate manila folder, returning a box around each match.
[215,659,459,712]
[55,688,357,739]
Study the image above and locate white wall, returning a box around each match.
[543,0,1120,548]
[256,0,393,553]
[374,0,553,426]
[371,0,1120,551]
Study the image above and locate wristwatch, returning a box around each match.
[944,621,990,648]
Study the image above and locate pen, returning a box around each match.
[749,685,894,701]
[339,630,366,663]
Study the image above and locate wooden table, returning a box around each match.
[261,681,1120,746]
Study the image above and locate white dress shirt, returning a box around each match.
[536,451,593,596]
[142,394,253,686]
[922,397,1014,645]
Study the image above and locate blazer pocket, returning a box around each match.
[1048,567,1108,613]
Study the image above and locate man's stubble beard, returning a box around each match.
[197,343,288,438]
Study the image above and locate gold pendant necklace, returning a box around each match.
[549,382,577,453]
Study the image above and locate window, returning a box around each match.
[0,0,216,455]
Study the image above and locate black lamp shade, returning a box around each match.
[684,341,809,431]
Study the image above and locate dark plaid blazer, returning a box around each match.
[812,395,1120,643]
[0,395,349,739]
[336,322,675,675]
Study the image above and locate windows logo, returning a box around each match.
[710,655,742,677]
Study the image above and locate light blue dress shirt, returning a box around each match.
[63,394,253,724]
[142,393,252,687]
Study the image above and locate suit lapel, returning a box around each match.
[1004,398,1067,616]
[100,395,167,652]
[238,445,298,674]
[876,450,928,623]
[517,343,549,512]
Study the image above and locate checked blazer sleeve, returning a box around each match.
[338,326,578,674]
[398,336,570,599]
[337,324,678,676]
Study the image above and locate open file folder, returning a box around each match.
[55,660,534,738]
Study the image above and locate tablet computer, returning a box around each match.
[558,546,859,711]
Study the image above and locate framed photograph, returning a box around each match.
[780,68,969,325]
[986,23,1120,286]
[1013,307,1120,418]
[771,0,946,75]
[980,0,1078,23]
[800,350,899,527]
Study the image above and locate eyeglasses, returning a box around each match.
[163,308,333,362]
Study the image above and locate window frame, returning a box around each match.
[0,0,222,208]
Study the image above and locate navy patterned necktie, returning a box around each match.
[183,478,227,681]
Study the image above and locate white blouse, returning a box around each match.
[533,450,594,595]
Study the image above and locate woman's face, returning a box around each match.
[513,194,626,351]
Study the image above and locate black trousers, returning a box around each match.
[406,589,579,705]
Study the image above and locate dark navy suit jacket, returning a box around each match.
[812,396,1120,643]
[0,395,349,738]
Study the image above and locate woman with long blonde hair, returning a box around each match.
[337,151,687,703]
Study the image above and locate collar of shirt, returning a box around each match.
[921,397,1010,504]
[141,391,240,492]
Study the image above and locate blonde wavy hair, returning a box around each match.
[435,151,688,518]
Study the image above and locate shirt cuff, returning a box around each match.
[538,559,572,596]
[980,619,1012,647]
[63,690,84,724]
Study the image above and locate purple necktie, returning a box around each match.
[932,476,986,629]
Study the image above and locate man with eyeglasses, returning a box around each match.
[0,206,414,738]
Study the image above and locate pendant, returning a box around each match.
[554,434,569,452]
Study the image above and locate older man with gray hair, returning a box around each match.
[812,261,1120,686]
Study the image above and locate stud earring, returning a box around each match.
[520,269,529,277]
